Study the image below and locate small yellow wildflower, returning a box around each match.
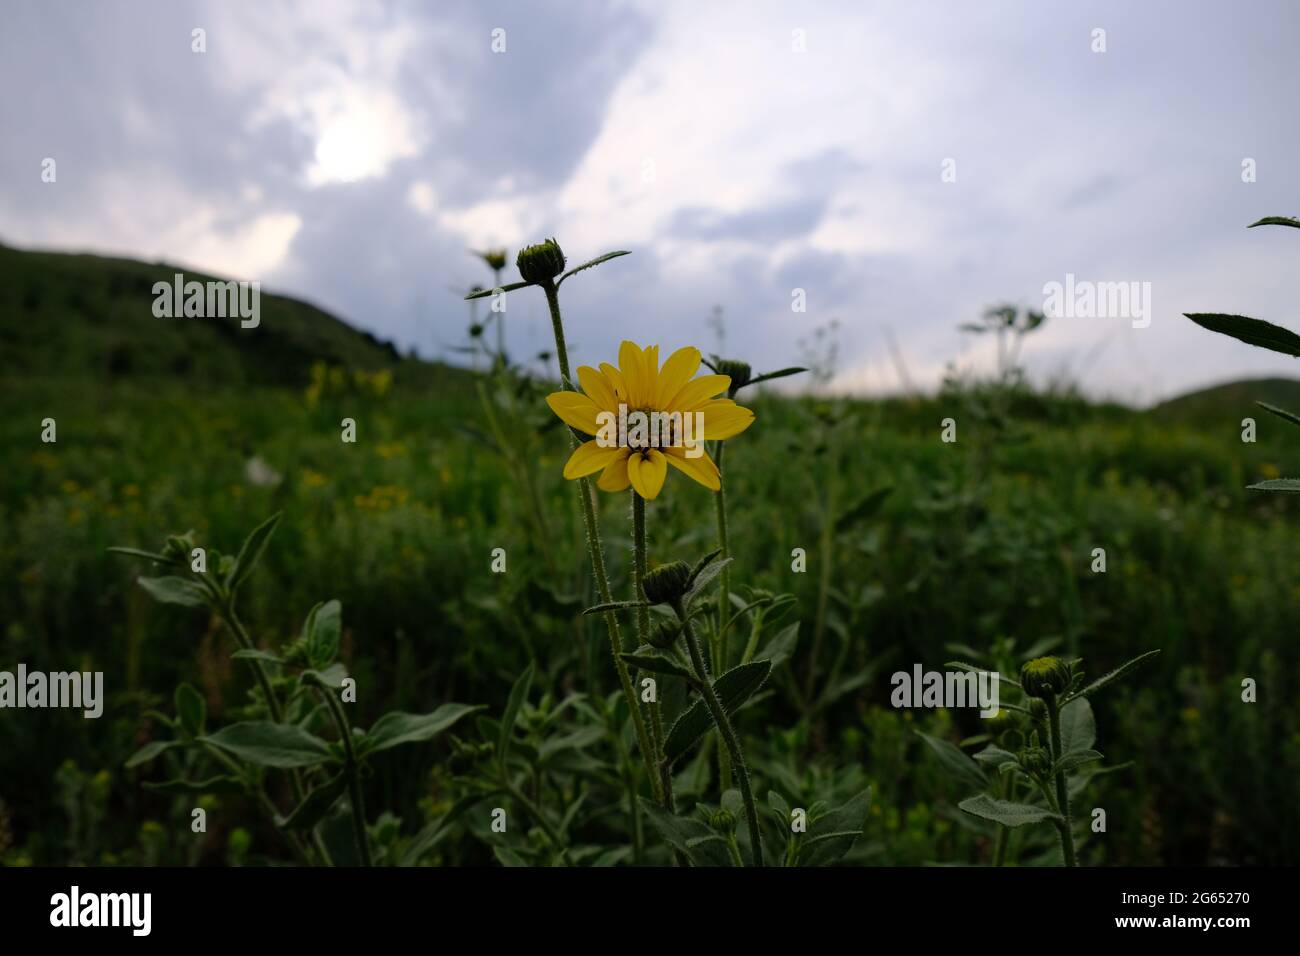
[545,342,755,500]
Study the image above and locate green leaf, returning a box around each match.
[106,546,173,563]
[306,600,342,670]
[945,661,1021,690]
[639,798,733,866]
[227,512,281,592]
[174,683,206,736]
[137,576,208,608]
[958,794,1062,828]
[753,621,799,669]
[972,745,1019,770]
[744,366,808,388]
[143,776,244,796]
[1248,215,1300,230]
[276,771,348,830]
[834,486,892,533]
[494,846,529,867]
[202,721,333,769]
[664,660,771,764]
[1255,401,1300,429]
[1184,313,1300,357]
[1059,697,1097,755]
[497,663,534,763]
[125,740,177,768]
[683,556,733,609]
[230,649,285,664]
[465,280,533,300]
[557,250,630,286]
[1054,749,1104,775]
[1247,478,1300,493]
[362,704,483,755]
[915,731,988,792]
[620,648,693,680]
[582,599,648,616]
[798,788,871,866]
[1066,649,1161,701]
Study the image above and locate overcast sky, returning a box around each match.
[3,0,1298,404]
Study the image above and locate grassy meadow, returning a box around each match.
[2,245,1298,867]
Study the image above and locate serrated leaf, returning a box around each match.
[958,794,1061,828]
[664,660,771,764]
[498,663,534,763]
[125,740,177,768]
[363,704,483,755]
[1066,649,1161,701]
[557,250,630,285]
[137,576,208,608]
[916,731,988,792]
[227,512,281,592]
[1184,313,1300,357]
[202,721,333,769]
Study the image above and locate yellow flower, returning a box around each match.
[544,342,755,500]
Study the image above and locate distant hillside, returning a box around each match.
[0,242,443,387]
[1153,377,1300,421]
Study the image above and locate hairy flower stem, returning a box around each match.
[541,279,661,804]
[712,442,733,791]
[632,493,669,799]
[674,602,764,866]
[1046,696,1078,867]
[309,675,372,867]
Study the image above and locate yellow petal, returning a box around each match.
[699,401,756,440]
[596,450,632,492]
[644,345,660,405]
[600,362,629,403]
[664,447,721,491]
[618,341,647,406]
[545,391,602,435]
[563,440,625,479]
[667,374,731,412]
[654,346,702,408]
[627,449,668,500]
[577,365,617,412]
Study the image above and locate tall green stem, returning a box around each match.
[632,493,669,799]
[1047,697,1078,867]
[675,603,763,866]
[712,442,733,790]
[308,674,372,867]
[541,280,660,803]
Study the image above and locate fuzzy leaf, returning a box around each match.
[125,740,177,769]
[202,721,333,769]
[228,512,281,592]
[1066,649,1161,701]
[363,704,483,755]
[959,794,1062,828]
[620,648,693,680]
[798,788,871,866]
[306,600,342,670]
[558,250,630,285]
[946,661,1021,690]
[916,731,988,792]
[640,798,733,866]
[1247,478,1300,493]
[1054,749,1104,775]
[582,599,648,616]
[137,575,207,608]
[664,660,771,764]
[1059,697,1097,755]
[683,556,733,609]
[1184,313,1300,357]
[1248,215,1300,230]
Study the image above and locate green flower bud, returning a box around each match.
[480,248,509,272]
[984,708,1013,733]
[709,808,737,834]
[642,560,692,606]
[647,620,681,649]
[162,532,196,562]
[714,359,752,395]
[1020,656,1071,699]
[1017,745,1052,777]
[516,238,566,284]
[1028,698,1048,721]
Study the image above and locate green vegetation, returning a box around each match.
[2,244,1298,866]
